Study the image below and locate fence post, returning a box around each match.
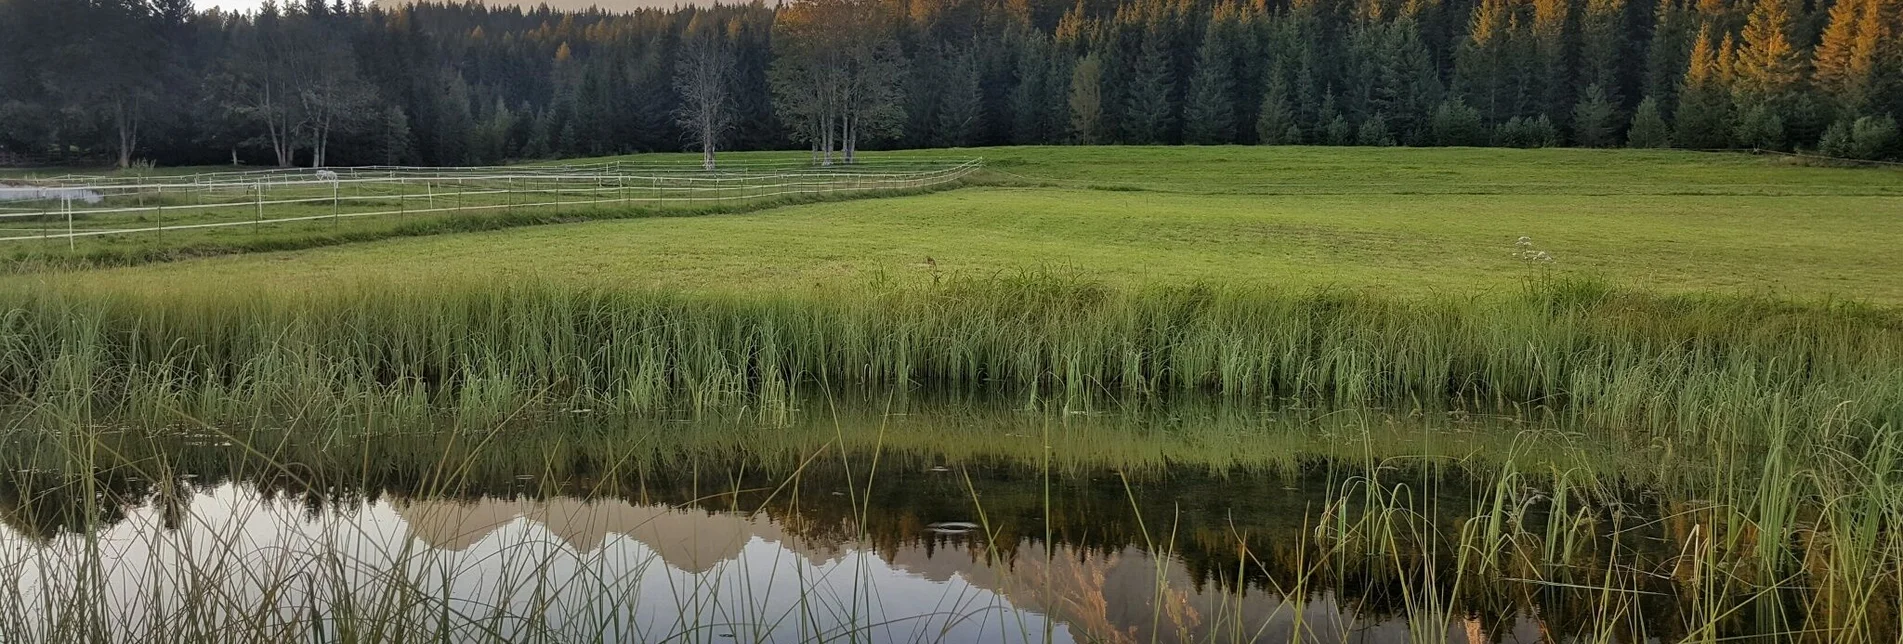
[399,178,407,219]
[332,178,340,227]
[156,185,164,240]
[64,195,74,252]
[255,182,263,225]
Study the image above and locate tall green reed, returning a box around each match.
[2,275,1896,447]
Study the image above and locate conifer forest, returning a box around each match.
[2,0,1900,168]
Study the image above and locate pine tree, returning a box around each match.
[1256,75,1299,144]
[1572,83,1622,146]
[1121,28,1176,144]
[1068,52,1105,144]
[1627,96,1672,147]
[1182,32,1236,144]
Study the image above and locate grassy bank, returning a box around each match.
[3,276,1897,443]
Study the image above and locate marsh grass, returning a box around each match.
[1,275,1897,446]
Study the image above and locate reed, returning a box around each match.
[1,275,1897,446]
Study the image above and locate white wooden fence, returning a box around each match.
[0,159,982,246]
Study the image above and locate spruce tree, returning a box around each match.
[1675,27,1733,148]
[378,105,413,165]
[1256,75,1299,144]
[1644,0,1693,109]
[1325,115,1354,145]
[1455,0,1514,123]
[1627,96,1672,147]
[1733,102,1785,149]
[1357,113,1397,146]
[1530,0,1574,124]
[1183,32,1236,144]
[1010,36,1061,145]
[1819,118,1857,156]
[1430,99,1486,146]
[1122,29,1176,144]
[1573,84,1622,146]
[1389,18,1443,144]
[1580,0,1628,101]
[937,46,984,147]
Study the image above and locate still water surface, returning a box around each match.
[0,404,1830,642]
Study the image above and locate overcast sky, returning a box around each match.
[199,0,270,12]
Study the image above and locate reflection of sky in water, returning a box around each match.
[0,484,1545,643]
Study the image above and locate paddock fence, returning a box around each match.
[0,159,983,247]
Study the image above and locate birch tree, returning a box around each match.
[675,25,737,170]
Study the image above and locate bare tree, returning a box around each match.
[674,29,736,171]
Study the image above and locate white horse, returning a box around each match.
[315,169,339,182]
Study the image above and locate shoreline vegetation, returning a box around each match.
[4,275,1897,440]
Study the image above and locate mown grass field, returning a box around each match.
[19,145,1903,302]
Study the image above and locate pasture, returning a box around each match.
[17,146,1902,302]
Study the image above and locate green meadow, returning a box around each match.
[21,146,1903,302]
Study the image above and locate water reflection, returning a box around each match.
[0,404,1882,643]
[3,480,1554,644]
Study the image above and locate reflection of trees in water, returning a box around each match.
[0,469,158,542]
[6,417,1900,643]
[0,441,1763,643]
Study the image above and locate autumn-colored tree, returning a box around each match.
[1675,26,1733,148]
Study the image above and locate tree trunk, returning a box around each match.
[114,97,138,169]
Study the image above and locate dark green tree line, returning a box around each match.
[2,0,1900,167]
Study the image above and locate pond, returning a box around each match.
[0,399,1894,643]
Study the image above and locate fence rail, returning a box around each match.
[0,159,982,247]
